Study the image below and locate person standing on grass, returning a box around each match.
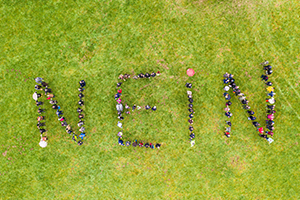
[267,110,276,114]
[266,82,272,86]
[79,80,86,87]
[266,86,275,93]
[152,106,157,111]
[77,108,83,113]
[243,105,250,110]
[47,94,55,100]
[248,116,256,121]
[52,104,58,109]
[190,133,195,140]
[79,100,84,106]
[35,77,43,84]
[188,119,193,124]
[224,106,230,112]
[78,87,84,92]
[151,72,156,77]
[39,135,48,148]
[145,105,150,110]
[267,105,275,110]
[189,104,193,108]
[247,110,255,115]
[225,121,231,126]
[78,93,84,99]
[36,101,43,106]
[155,143,161,149]
[261,75,268,81]
[38,108,45,113]
[44,87,51,95]
[225,112,232,118]
[39,128,46,134]
[37,122,45,128]
[189,126,194,132]
[117,82,122,87]
[226,101,232,106]
[79,114,84,119]
[35,85,42,90]
[41,82,48,87]
[252,121,260,127]
[223,78,229,84]
[189,113,193,118]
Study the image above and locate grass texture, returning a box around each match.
[0,0,299,199]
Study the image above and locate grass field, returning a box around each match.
[0,0,300,199]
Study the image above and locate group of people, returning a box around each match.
[186,83,195,146]
[260,61,275,139]
[34,77,86,147]
[118,71,161,81]
[34,77,49,148]
[115,73,161,149]
[222,65,275,143]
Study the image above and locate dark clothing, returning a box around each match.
[189,104,193,108]
[267,110,276,114]
[44,88,51,94]
[190,133,195,139]
[185,83,192,88]
[39,129,46,133]
[267,105,275,110]
[253,122,260,127]
[189,126,194,131]
[117,82,122,87]
[241,99,248,104]
[189,114,193,118]
[247,111,254,115]
[35,85,42,90]
[42,82,48,87]
[78,100,84,106]
[77,108,83,113]
[155,144,161,148]
[266,69,272,75]
[226,121,232,126]
[145,143,150,148]
[37,122,45,128]
[261,75,268,81]
[38,108,45,113]
[248,116,256,120]
[189,98,193,103]
[145,73,150,78]
[78,87,84,92]
[56,110,63,116]
[145,105,150,110]
[52,104,58,109]
[226,101,232,106]
[188,108,194,113]
[267,125,274,131]
[79,80,86,87]
[36,101,43,106]
[78,93,84,99]
[151,72,156,77]
[229,78,235,83]
[229,83,236,88]
[138,73,145,78]
[132,142,137,147]
[266,82,272,86]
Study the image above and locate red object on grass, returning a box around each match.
[157,71,160,75]
[118,89,122,93]
[187,68,195,77]
[258,127,264,134]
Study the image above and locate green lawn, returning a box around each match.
[0,0,299,199]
